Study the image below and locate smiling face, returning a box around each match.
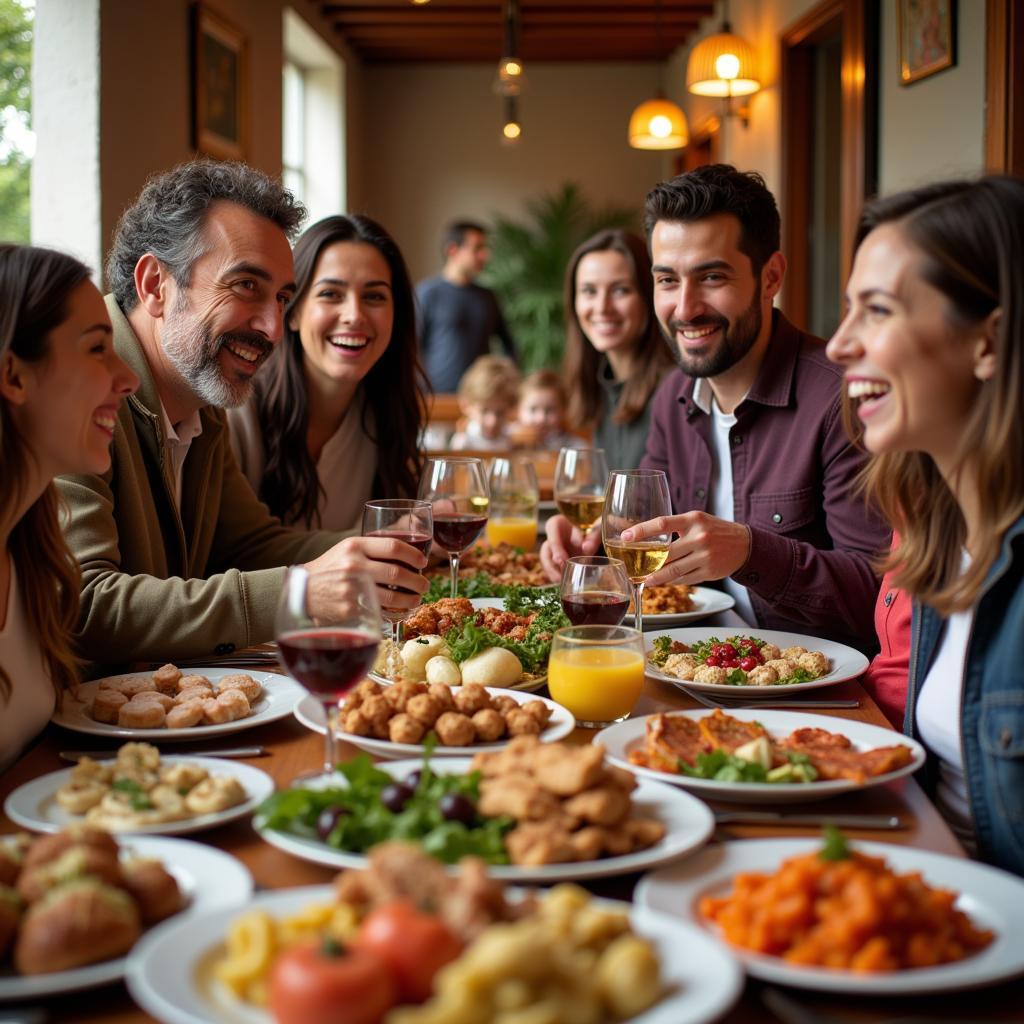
[160,201,296,408]
[573,250,647,356]
[292,240,394,391]
[827,224,988,472]
[8,280,138,478]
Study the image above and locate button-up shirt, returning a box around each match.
[642,310,889,651]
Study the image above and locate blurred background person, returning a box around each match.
[514,369,578,450]
[0,245,137,770]
[230,214,427,530]
[416,219,517,393]
[450,353,520,451]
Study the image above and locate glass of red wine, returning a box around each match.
[417,456,490,598]
[560,555,631,627]
[276,566,382,776]
[361,498,433,679]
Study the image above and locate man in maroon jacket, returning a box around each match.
[542,165,888,650]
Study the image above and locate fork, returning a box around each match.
[681,686,859,711]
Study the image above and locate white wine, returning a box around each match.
[557,493,606,532]
[603,541,670,582]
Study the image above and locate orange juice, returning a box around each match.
[486,516,537,550]
[547,646,645,723]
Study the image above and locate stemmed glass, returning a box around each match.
[559,555,631,627]
[601,469,673,633]
[276,567,382,775]
[554,447,609,538]
[418,456,490,598]
[361,499,433,679]
[485,456,539,551]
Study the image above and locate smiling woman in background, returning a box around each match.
[827,176,1024,874]
[0,245,138,771]
[561,229,675,471]
[229,214,427,530]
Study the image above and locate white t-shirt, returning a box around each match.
[915,552,976,851]
[0,560,57,773]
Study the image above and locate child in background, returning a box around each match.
[515,369,578,450]
[451,354,520,450]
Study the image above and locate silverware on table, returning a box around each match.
[715,810,905,829]
[59,745,268,762]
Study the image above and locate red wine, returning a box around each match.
[433,513,488,553]
[561,591,630,626]
[278,629,379,699]
[364,530,433,601]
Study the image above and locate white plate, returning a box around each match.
[294,687,575,758]
[0,835,252,1002]
[126,884,742,1024]
[597,709,926,804]
[4,756,276,835]
[636,838,1024,995]
[255,756,715,883]
[645,627,869,696]
[639,585,736,626]
[52,669,306,741]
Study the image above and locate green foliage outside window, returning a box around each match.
[0,0,33,243]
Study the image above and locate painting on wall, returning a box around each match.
[193,3,247,159]
[898,0,956,85]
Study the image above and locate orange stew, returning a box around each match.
[700,849,994,972]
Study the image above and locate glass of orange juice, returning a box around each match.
[486,456,539,550]
[547,624,645,728]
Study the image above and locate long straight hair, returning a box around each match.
[253,215,428,527]
[561,229,674,430]
[848,178,1024,613]
[0,245,88,702]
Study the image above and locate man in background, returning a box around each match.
[416,220,517,393]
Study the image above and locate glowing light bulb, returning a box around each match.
[503,121,522,140]
[648,115,673,139]
[715,52,740,80]
[502,59,522,77]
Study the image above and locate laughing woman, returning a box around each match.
[0,246,138,770]
[827,177,1024,874]
[229,215,427,529]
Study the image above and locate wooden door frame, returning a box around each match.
[780,0,878,331]
[985,0,1024,174]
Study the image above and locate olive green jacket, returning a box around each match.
[57,298,341,671]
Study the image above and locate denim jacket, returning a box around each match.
[904,515,1024,875]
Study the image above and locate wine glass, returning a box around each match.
[485,456,539,551]
[554,447,609,537]
[361,498,433,679]
[276,567,381,776]
[601,469,673,633]
[547,624,645,728]
[559,555,631,627]
[418,456,490,598]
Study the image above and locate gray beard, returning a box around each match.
[662,289,763,379]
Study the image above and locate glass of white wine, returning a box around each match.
[601,469,673,633]
[554,447,608,538]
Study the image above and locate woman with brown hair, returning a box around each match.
[229,214,427,529]
[561,228,674,471]
[827,176,1024,873]
[0,245,137,770]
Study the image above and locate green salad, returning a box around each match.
[254,752,515,864]
[679,748,819,784]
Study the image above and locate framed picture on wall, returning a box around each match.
[898,0,956,85]
[193,3,248,159]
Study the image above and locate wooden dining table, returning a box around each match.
[2,667,1022,1023]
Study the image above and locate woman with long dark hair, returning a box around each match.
[561,228,674,472]
[827,176,1024,873]
[230,214,427,528]
[0,245,137,770]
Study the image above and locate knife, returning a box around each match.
[59,745,268,762]
[718,699,861,710]
[714,811,905,829]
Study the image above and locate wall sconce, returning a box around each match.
[502,95,522,144]
[628,93,689,150]
[686,11,760,128]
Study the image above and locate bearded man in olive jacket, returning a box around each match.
[58,161,426,668]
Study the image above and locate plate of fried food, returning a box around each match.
[4,742,275,836]
[51,664,306,740]
[126,843,742,1024]
[646,627,870,696]
[294,681,575,759]
[424,542,551,597]
[636,833,1024,995]
[254,737,714,883]
[597,709,925,804]
[0,826,252,1002]
[634,584,736,627]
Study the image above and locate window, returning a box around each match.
[282,59,306,199]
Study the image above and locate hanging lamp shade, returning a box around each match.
[686,29,760,97]
[628,95,689,150]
